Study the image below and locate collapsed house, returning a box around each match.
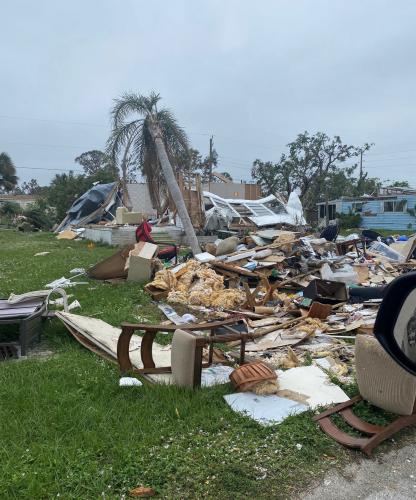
[55,182,121,232]
[54,176,307,250]
[203,191,306,231]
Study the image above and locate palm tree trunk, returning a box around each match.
[149,123,201,255]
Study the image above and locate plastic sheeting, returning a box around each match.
[203,191,306,228]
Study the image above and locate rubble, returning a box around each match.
[146,259,246,309]
[140,226,416,386]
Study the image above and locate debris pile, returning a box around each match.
[142,228,416,384]
[146,259,246,309]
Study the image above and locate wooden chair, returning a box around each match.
[117,317,252,388]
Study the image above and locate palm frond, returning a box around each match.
[106,120,143,160]
[110,93,148,129]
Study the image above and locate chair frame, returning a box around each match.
[313,395,416,457]
[117,317,252,387]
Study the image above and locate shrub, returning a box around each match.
[22,200,57,230]
[337,211,362,229]
[0,201,21,216]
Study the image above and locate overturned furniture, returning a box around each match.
[117,317,252,388]
[314,273,416,456]
[0,296,48,357]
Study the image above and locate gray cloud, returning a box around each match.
[1,0,416,186]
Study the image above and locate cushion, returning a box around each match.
[356,335,416,415]
[171,329,197,388]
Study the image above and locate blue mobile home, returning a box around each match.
[317,188,416,231]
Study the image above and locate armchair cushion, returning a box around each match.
[171,329,198,388]
[355,335,416,415]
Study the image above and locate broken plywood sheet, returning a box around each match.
[245,330,309,351]
[276,365,349,409]
[223,392,308,425]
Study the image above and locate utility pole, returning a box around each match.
[325,187,329,226]
[208,135,213,192]
[358,148,364,195]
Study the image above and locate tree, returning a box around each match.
[75,150,116,176]
[0,152,18,193]
[388,180,410,188]
[107,91,201,254]
[252,132,372,218]
[46,171,87,222]
[0,201,21,217]
[200,148,218,183]
[20,178,42,195]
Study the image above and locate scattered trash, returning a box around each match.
[119,377,142,387]
[57,229,78,240]
[68,300,81,311]
[18,198,416,451]
[128,486,155,497]
[69,268,85,275]
[223,392,308,426]
[157,303,197,325]
[45,275,88,289]
[34,251,50,257]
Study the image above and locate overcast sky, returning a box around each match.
[1,0,416,186]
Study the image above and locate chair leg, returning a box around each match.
[140,331,156,369]
[362,413,416,456]
[240,337,246,364]
[193,345,203,388]
[314,395,416,457]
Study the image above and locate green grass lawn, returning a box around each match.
[0,230,413,499]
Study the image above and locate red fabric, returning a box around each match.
[135,221,177,261]
[135,221,155,243]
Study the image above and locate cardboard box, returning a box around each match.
[127,242,158,282]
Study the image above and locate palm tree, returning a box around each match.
[0,152,18,192]
[107,92,201,254]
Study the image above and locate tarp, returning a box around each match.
[55,182,120,232]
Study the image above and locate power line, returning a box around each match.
[0,114,108,128]
[16,166,83,172]
[4,112,416,160]
[1,141,100,150]
[0,113,212,137]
